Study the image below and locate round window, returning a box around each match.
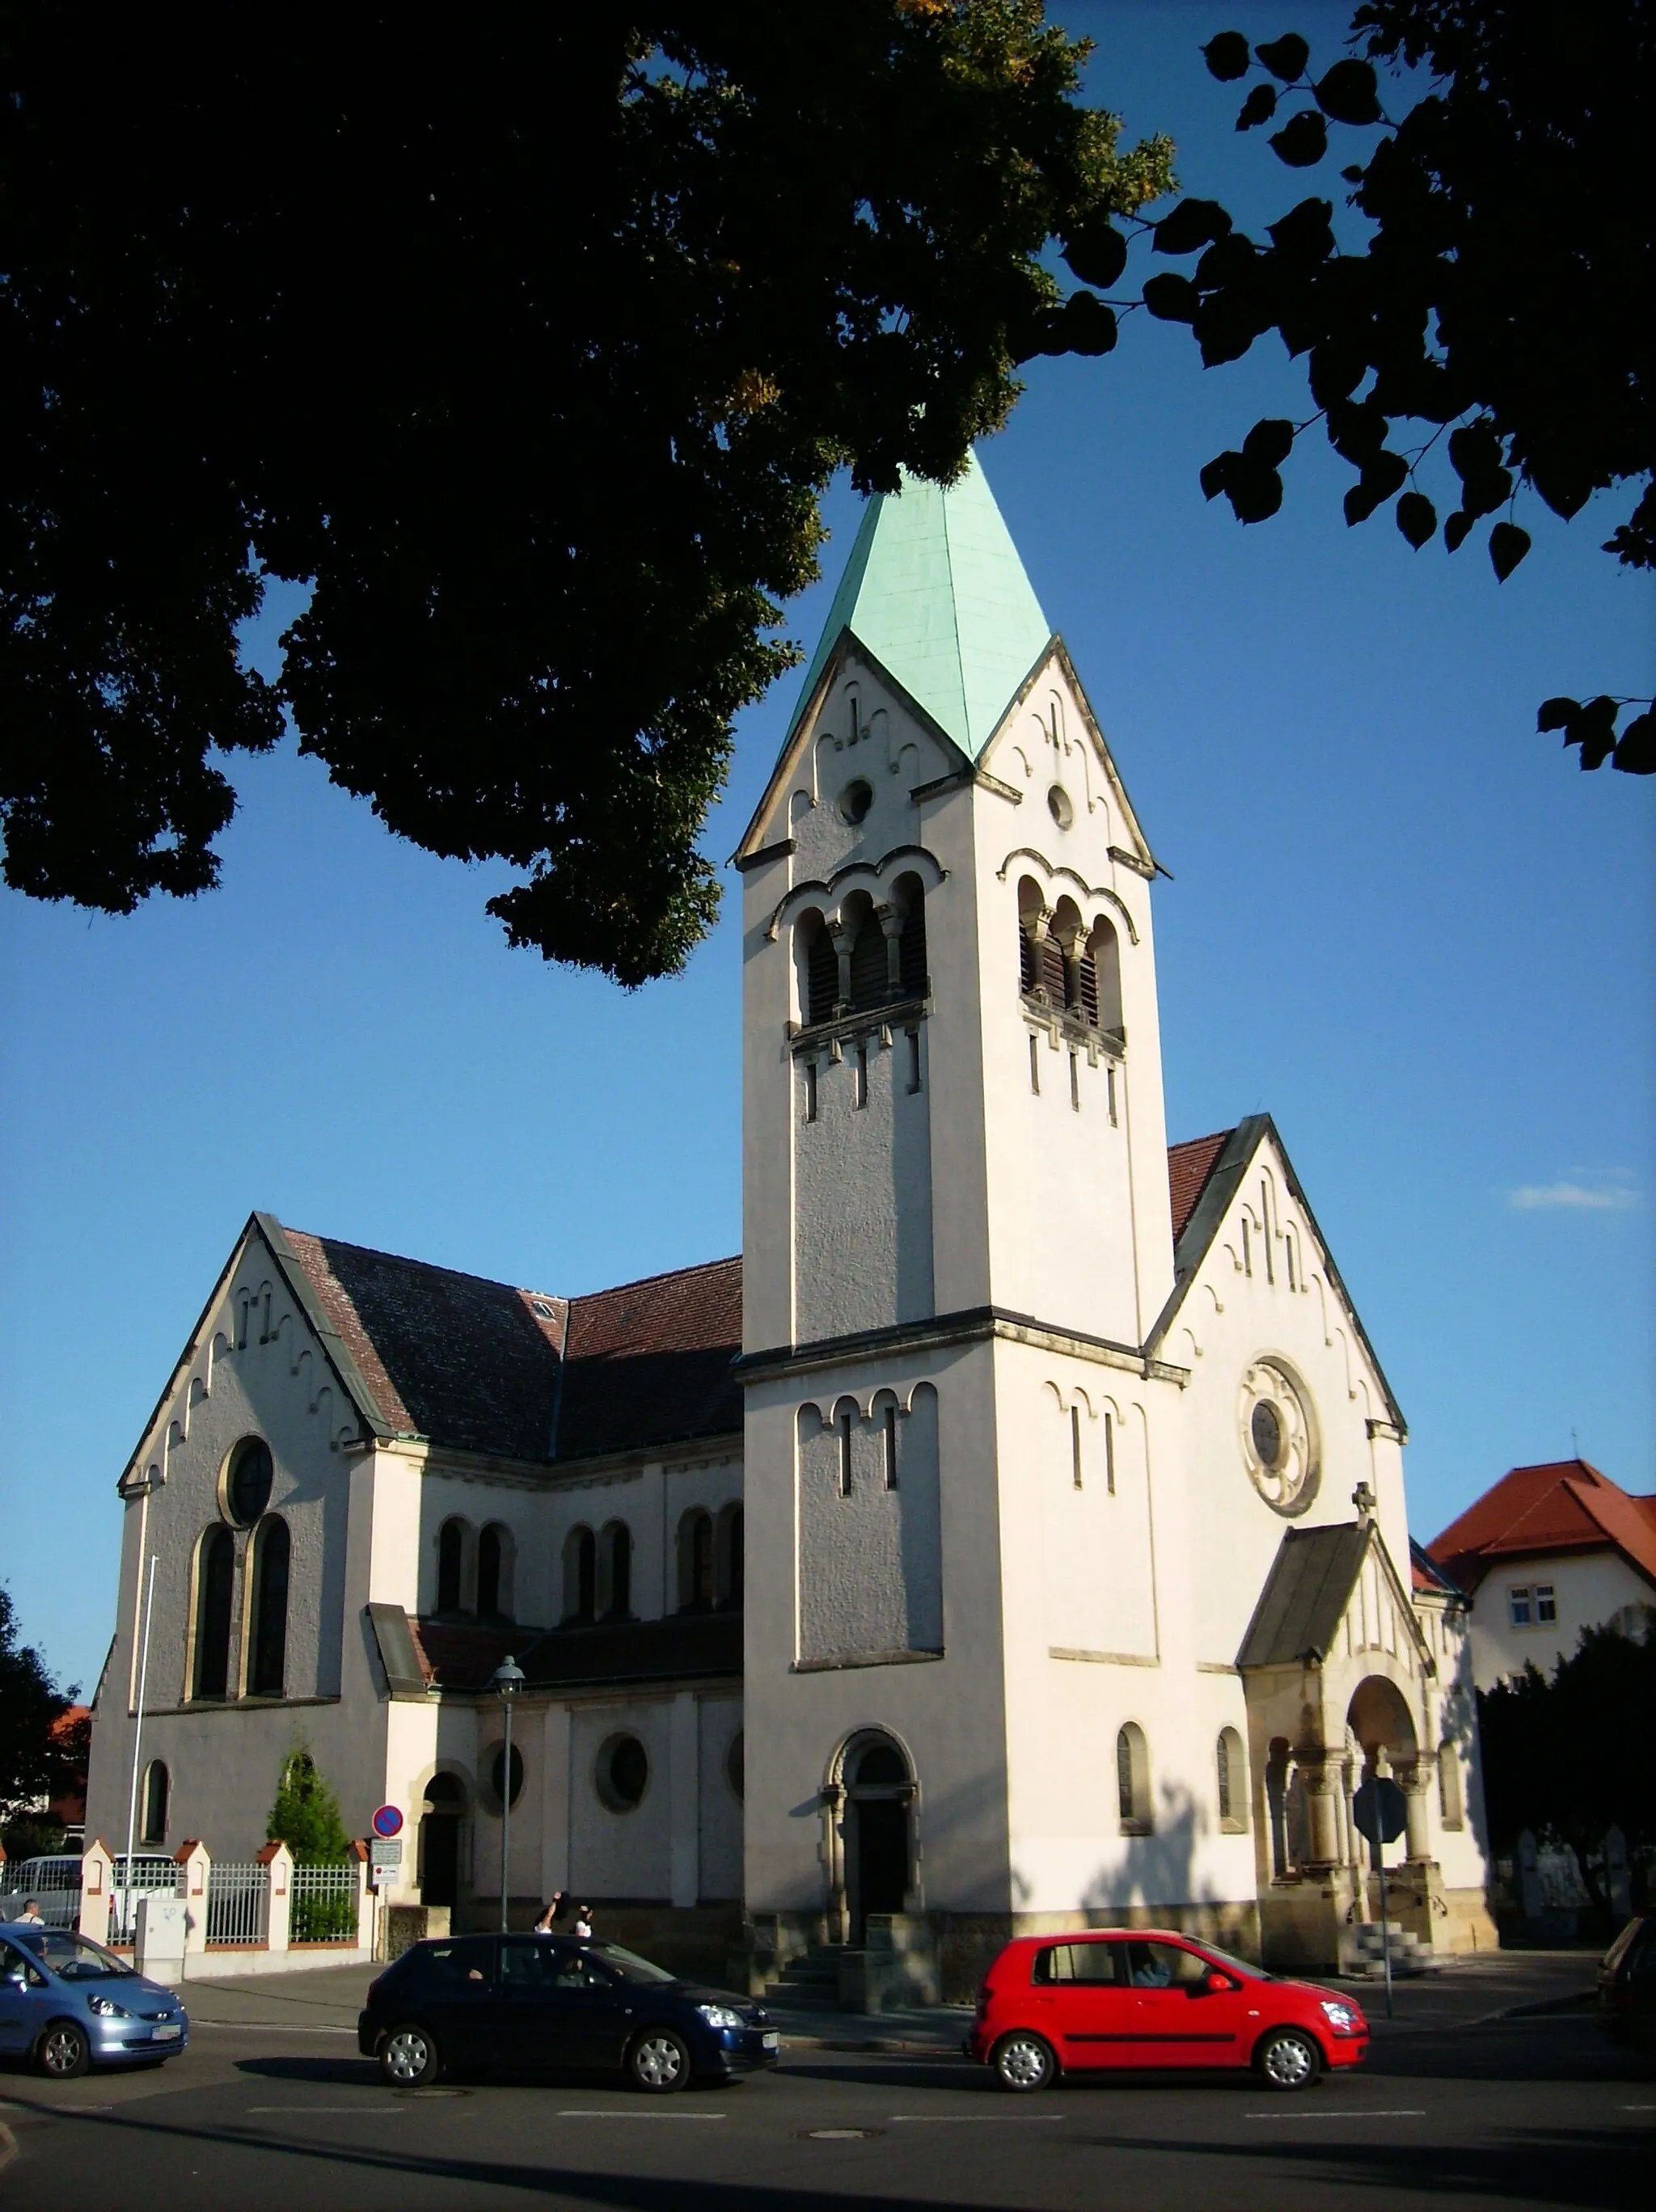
[839,779,874,825]
[1239,1362,1319,1515]
[1047,785,1074,830]
[726,1730,745,1804]
[596,1733,649,1812]
[489,1744,525,1809]
[224,1437,273,1528]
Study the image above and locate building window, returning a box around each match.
[1216,1727,1247,1833]
[488,1742,525,1811]
[224,1437,274,1529]
[678,1509,715,1610]
[1117,1722,1151,1834]
[598,1522,632,1621]
[477,1523,513,1620]
[726,1730,745,1804]
[1508,1585,1531,1627]
[1535,1584,1557,1624]
[247,1514,289,1699]
[563,1525,596,1624]
[595,1732,649,1812]
[716,1505,744,1607]
[141,1760,169,1847]
[192,1525,235,1701]
[800,911,839,1026]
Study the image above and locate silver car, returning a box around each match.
[0,1923,189,2077]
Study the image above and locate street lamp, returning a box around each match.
[491,1655,525,1933]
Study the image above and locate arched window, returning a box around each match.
[599,1522,632,1621]
[1216,1726,1247,1832]
[679,1509,715,1610]
[716,1505,744,1609]
[477,1523,513,1619]
[437,1518,467,1615]
[141,1760,169,1846]
[798,910,838,1027]
[845,896,889,1011]
[192,1525,234,1701]
[891,875,927,999]
[1117,1722,1151,1833]
[1437,1741,1464,1830]
[247,1514,289,1699]
[1085,917,1122,1033]
[563,1525,596,1625]
[1016,877,1049,1002]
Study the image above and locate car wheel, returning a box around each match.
[627,2028,692,2092]
[38,2022,91,2080]
[993,2032,1057,2093]
[379,2023,441,2087]
[1255,2027,1320,2091]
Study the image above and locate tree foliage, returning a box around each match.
[267,1746,353,1864]
[0,3,1171,980]
[1052,2,1654,775]
[0,1585,78,1822]
[1477,1618,1656,1914]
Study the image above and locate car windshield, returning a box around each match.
[589,1941,678,1985]
[1197,1943,1272,1982]
[19,1929,133,1979]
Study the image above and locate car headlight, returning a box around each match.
[1320,2000,1359,2030]
[87,1996,131,2019]
[695,2003,747,2030]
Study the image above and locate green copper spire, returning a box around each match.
[789,450,1052,759]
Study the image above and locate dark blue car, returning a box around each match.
[359,1933,779,2092]
[0,1923,188,2076]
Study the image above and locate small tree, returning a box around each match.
[0,1586,77,1824]
[267,1746,351,1864]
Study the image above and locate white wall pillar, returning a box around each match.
[539,1704,572,1906]
[668,1691,700,1908]
[260,1839,293,1952]
[175,1840,210,1957]
[81,1839,115,1944]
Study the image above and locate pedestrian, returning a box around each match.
[533,1891,567,1932]
[572,1904,594,1941]
[17,1899,44,1924]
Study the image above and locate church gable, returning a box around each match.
[975,639,1155,880]
[1239,1520,1431,1676]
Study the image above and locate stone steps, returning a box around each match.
[763,1943,868,2011]
[1338,1920,1440,1978]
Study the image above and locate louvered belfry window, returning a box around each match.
[898,894,927,997]
[1039,935,1067,1007]
[1019,924,1038,995]
[805,925,839,1025]
[847,911,889,1011]
[1077,948,1100,1026]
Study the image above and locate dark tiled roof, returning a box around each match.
[407,1611,742,1694]
[559,1260,743,1460]
[1167,1129,1234,1249]
[1430,1459,1656,1594]
[1237,1522,1371,1669]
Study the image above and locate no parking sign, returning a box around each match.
[371,1804,404,1839]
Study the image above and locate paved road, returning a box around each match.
[1,1990,1648,2211]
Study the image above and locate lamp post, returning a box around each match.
[491,1655,525,1933]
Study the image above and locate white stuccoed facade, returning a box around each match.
[83,454,1495,1996]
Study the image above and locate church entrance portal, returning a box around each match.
[843,1736,912,1941]
[420,1772,467,1910]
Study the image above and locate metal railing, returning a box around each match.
[0,1855,82,1929]
[205,1861,269,1947]
[107,1858,184,1945]
[289,1862,358,1944]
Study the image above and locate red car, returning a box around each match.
[967,1930,1368,2092]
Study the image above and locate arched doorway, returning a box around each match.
[1347,1674,1417,1779]
[420,1771,467,1910]
[842,1734,913,1940]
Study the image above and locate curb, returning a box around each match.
[779,2034,965,2056]
[0,2120,16,2176]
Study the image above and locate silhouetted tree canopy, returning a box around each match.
[0,3,1170,981]
[1478,1619,1656,1916]
[0,1586,78,1824]
[1045,2,1654,774]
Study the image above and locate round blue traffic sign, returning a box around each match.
[371,1804,404,1839]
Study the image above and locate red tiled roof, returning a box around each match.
[1428,1459,1656,1594]
[408,1611,741,1693]
[560,1258,743,1460]
[1168,1129,1234,1247]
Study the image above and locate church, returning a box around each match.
[83,454,1496,1999]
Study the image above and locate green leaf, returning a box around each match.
[1308,344,1365,410]
[1143,272,1199,322]
[1396,492,1436,547]
[1255,33,1311,81]
[1236,83,1278,129]
[1536,697,1580,732]
[1062,292,1119,356]
[1489,521,1532,580]
[1200,453,1238,500]
[1269,110,1329,167]
[1340,163,1366,182]
[1448,423,1502,486]
[1343,450,1407,523]
[1153,198,1233,255]
[1202,31,1253,80]
[1193,295,1261,366]
[1529,462,1592,522]
[1612,709,1656,774]
[1243,417,1295,467]
[1443,510,1476,552]
[1267,197,1335,261]
[1567,696,1620,770]
[1314,59,1381,125]
[1062,221,1128,290]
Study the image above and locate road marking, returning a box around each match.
[0,2122,15,2176]
[889,2114,1067,2122]
[1622,2104,1656,2112]
[1244,2109,1425,2120]
[190,2020,356,2034]
[557,2110,727,2121]
[244,2106,405,2116]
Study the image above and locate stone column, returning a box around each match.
[668,1691,700,1910]
[1403,1762,1434,1864]
[1302,1754,1342,1869]
[350,1841,374,1953]
[822,1783,847,1945]
[878,902,904,993]
[258,1839,293,1954]
[80,1839,115,1944]
[828,919,853,1014]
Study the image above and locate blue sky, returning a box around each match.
[2,2,1651,1694]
